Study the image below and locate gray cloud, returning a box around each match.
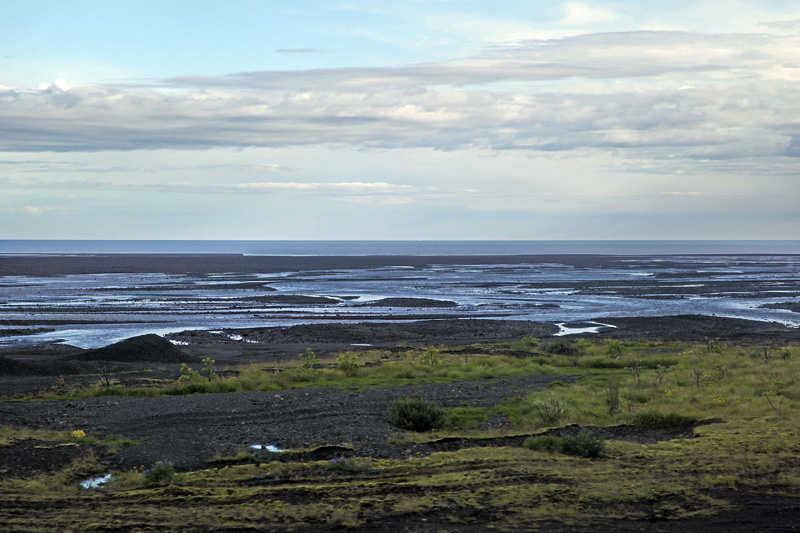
[0,30,797,181]
[0,176,476,200]
[761,18,800,31]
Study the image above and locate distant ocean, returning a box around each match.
[2,240,800,256]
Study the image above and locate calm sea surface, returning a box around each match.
[1,240,799,348]
[3,240,800,255]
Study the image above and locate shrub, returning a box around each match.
[327,457,372,472]
[202,357,218,381]
[419,348,440,366]
[388,397,448,432]
[298,349,319,374]
[178,363,201,383]
[544,339,578,355]
[533,399,568,425]
[518,337,540,351]
[524,428,606,458]
[630,411,697,429]
[144,461,176,485]
[337,352,361,375]
[603,339,623,358]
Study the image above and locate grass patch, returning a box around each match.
[523,428,606,458]
[630,411,699,429]
[446,407,490,430]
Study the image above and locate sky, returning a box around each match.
[1,1,799,240]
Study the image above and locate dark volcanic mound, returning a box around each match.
[63,334,197,363]
[363,297,458,308]
[243,294,341,305]
[597,315,796,343]
[0,356,43,376]
[760,301,800,313]
[222,319,558,346]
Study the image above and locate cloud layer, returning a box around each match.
[1,30,797,180]
[2,17,799,240]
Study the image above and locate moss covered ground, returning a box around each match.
[2,337,800,531]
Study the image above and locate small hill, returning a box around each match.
[0,356,44,376]
[64,334,198,363]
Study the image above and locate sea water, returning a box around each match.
[3,239,800,256]
[1,241,799,348]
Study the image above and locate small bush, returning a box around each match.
[202,358,218,381]
[630,411,697,429]
[178,363,201,383]
[544,339,579,355]
[604,339,623,358]
[327,457,372,472]
[522,434,563,453]
[533,399,568,425]
[337,352,361,375]
[516,337,540,351]
[144,461,176,485]
[298,349,319,374]
[524,429,606,458]
[419,348,440,366]
[388,397,448,432]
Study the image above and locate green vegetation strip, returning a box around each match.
[2,338,800,530]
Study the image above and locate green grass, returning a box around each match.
[5,417,800,530]
[3,338,800,530]
[20,352,565,401]
[0,426,140,448]
[446,406,490,429]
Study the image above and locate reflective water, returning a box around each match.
[2,254,799,348]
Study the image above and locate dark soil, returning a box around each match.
[596,314,798,345]
[63,334,198,363]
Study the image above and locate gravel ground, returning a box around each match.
[0,374,569,474]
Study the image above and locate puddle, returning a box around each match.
[228,334,260,343]
[554,321,616,336]
[80,473,113,489]
[250,444,285,453]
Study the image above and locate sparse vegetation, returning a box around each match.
[630,411,698,429]
[336,351,361,375]
[524,428,606,458]
[4,337,800,531]
[544,338,580,355]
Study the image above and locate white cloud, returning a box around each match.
[23,205,50,215]
[0,176,476,201]
[558,2,619,26]
[0,29,797,185]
